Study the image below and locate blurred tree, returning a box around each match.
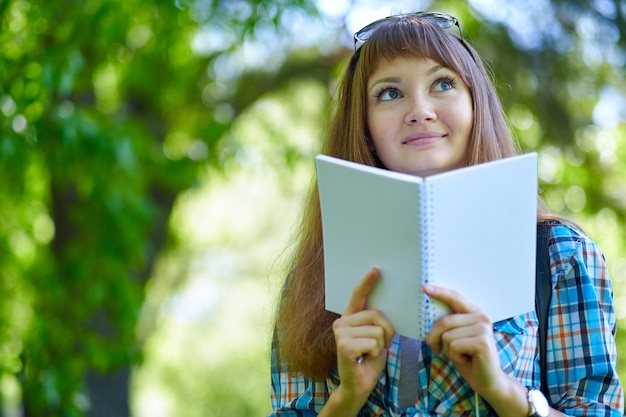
[464,0,626,220]
[0,0,329,416]
[138,1,626,416]
[0,0,624,416]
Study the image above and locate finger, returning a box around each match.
[336,333,386,362]
[444,332,489,361]
[333,316,387,362]
[440,321,490,354]
[423,284,480,314]
[426,312,490,355]
[335,309,396,349]
[343,267,380,315]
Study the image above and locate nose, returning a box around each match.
[405,95,437,124]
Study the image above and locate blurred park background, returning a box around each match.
[1,0,625,416]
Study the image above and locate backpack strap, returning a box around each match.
[535,222,553,403]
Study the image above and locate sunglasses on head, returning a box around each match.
[353,11,463,51]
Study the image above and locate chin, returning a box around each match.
[408,161,444,176]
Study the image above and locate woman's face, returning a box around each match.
[366,56,473,177]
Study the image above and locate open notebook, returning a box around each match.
[316,153,538,340]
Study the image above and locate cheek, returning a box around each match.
[366,111,385,142]
[463,96,474,129]
[368,104,402,132]
[453,100,474,139]
[462,111,474,135]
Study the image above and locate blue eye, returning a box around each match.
[376,88,401,101]
[434,78,455,91]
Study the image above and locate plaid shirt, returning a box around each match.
[269,224,624,416]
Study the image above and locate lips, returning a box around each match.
[402,132,447,146]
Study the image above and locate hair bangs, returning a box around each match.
[359,17,472,85]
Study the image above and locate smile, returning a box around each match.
[401,132,447,146]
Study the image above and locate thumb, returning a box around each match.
[343,267,380,315]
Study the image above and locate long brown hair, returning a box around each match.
[274,15,553,379]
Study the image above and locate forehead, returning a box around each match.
[358,18,472,83]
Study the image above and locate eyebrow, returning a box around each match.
[368,64,446,92]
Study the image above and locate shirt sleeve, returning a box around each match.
[545,225,624,416]
[268,342,330,416]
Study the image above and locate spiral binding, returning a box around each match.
[420,182,435,337]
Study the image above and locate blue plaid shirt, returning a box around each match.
[269,224,624,416]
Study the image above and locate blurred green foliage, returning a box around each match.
[0,0,320,415]
[0,0,625,416]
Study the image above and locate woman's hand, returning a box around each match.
[423,284,505,397]
[424,285,566,417]
[328,268,395,413]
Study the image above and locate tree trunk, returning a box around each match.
[86,368,131,417]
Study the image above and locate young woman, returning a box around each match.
[269,12,623,416]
